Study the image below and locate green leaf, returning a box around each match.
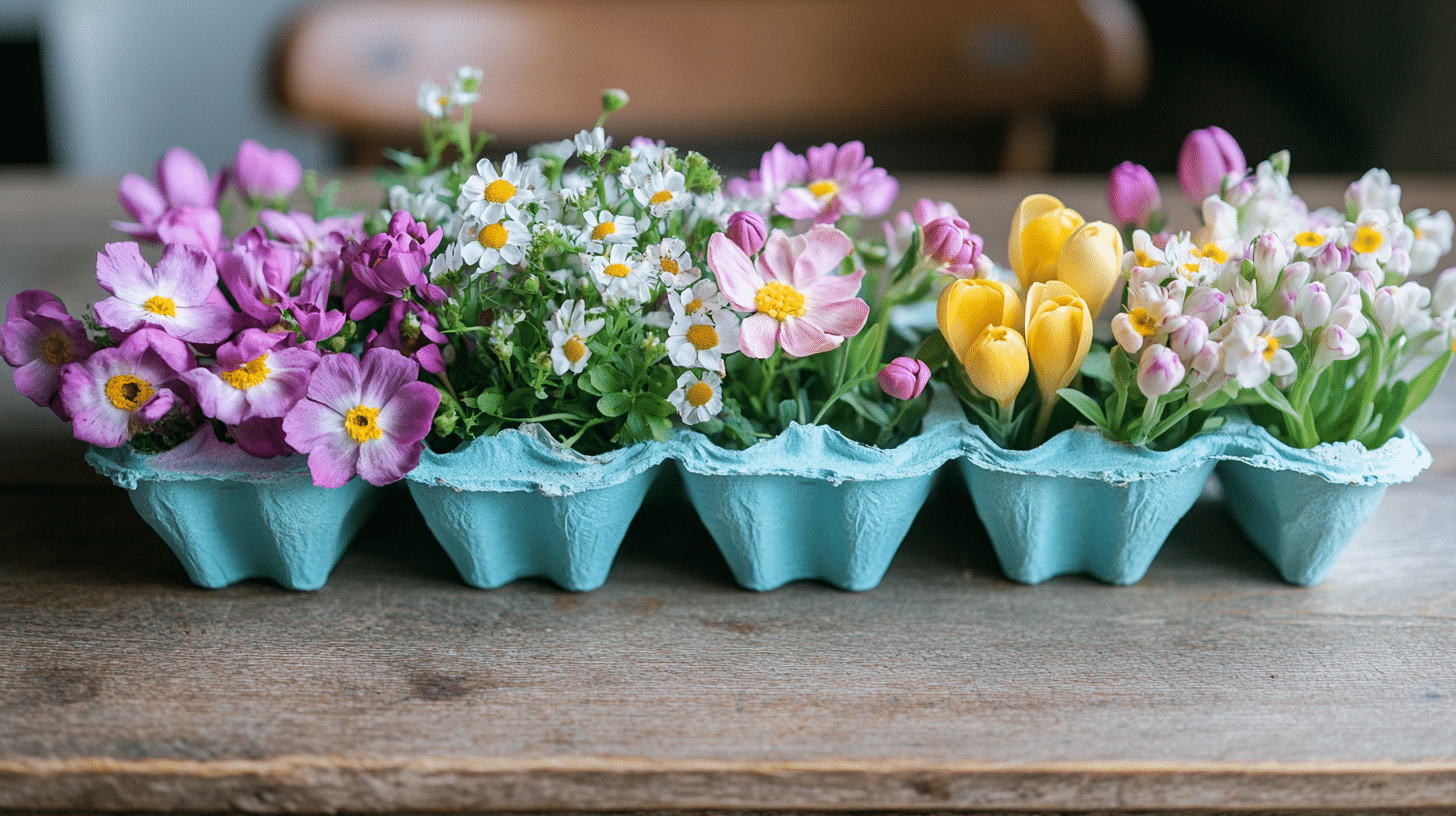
[888,226,923,285]
[473,389,505,415]
[840,391,893,426]
[1056,388,1107,427]
[914,331,952,373]
[1110,345,1133,383]
[588,365,628,394]
[847,320,887,378]
[634,393,674,418]
[645,414,674,441]
[597,391,633,417]
[1256,380,1301,419]
[1397,348,1451,425]
[776,399,798,430]
[1080,344,1114,384]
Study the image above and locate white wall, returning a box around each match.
[39,0,339,176]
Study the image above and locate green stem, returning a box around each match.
[811,372,878,425]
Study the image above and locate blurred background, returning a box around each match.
[0,0,1452,178]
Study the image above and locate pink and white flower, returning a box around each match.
[182,329,319,425]
[774,141,898,224]
[2,291,95,416]
[92,242,236,344]
[59,329,193,447]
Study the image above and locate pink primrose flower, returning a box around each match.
[229,416,293,458]
[259,209,365,281]
[93,242,237,344]
[707,225,869,358]
[340,212,441,320]
[774,141,898,224]
[153,206,225,259]
[2,290,95,417]
[59,328,194,447]
[113,147,226,242]
[218,227,306,328]
[281,347,441,487]
[182,328,320,425]
[233,139,303,203]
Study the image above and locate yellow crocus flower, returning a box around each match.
[965,324,1029,416]
[1010,194,1084,290]
[937,277,1022,362]
[1054,220,1124,317]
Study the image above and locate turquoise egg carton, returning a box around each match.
[86,433,380,590]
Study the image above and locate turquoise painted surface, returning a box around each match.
[86,434,380,590]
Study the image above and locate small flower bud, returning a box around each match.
[726,210,768,255]
[1177,126,1246,203]
[1107,161,1162,228]
[601,88,629,113]
[965,325,1029,414]
[923,216,975,266]
[877,356,931,401]
[1251,232,1288,298]
[1137,344,1185,398]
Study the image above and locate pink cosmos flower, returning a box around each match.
[233,140,303,203]
[775,141,898,224]
[93,242,237,344]
[725,142,808,202]
[59,328,193,447]
[258,209,365,279]
[281,347,441,487]
[182,328,319,425]
[2,290,95,417]
[113,147,226,242]
[707,225,869,358]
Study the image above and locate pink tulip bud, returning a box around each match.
[725,210,768,255]
[1137,343,1185,398]
[1107,161,1162,227]
[877,356,931,400]
[1177,126,1246,203]
[923,216,982,270]
[233,139,302,203]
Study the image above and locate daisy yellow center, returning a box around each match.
[143,295,176,317]
[484,178,517,204]
[1295,231,1325,248]
[591,221,616,241]
[604,263,632,278]
[686,323,719,350]
[563,336,587,364]
[436,95,449,109]
[684,297,704,314]
[1262,335,1280,363]
[754,280,807,322]
[218,354,271,391]
[660,257,680,275]
[649,190,674,205]
[1194,243,1228,264]
[41,333,73,366]
[1353,225,1384,254]
[807,180,839,199]
[344,405,382,443]
[104,374,153,412]
[685,380,714,407]
[1129,307,1158,336]
[478,222,508,250]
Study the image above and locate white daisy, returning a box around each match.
[665,309,740,370]
[634,169,689,218]
[574,127,612,157]
[458,153,543,222]
[458,216,531,270]
[587,244,652,305]
[546,299,606,375]
[417,80,451,118]
[668,370,724,424]
[579,210,640,252]
[645,237,699,288]
[667,278,727,320]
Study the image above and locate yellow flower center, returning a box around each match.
[591,221,617,241]
[807,180,839,199]
[686,380,714,407]
[478,222,508,250]
[1263,335,1280,363]
[143,295,176,317]
[1414,227,1425,239]
[754,280,807,322]
[1193,243,1228,264]
[1129,306,1158,336]
[686,323,719,350]
[1134,249,1157,268]
[563,336,587,364]
[1295,231,1325,248]
[483,178,516,204]
[684,297,704,314]
[218,354,271,391]
[41,333,73,366]
[436,95,449,109]
[1353,225,1384,254]
[649,190,674,205]
[604,262,632,278]
[344,405,382,443]
[660,257,680,275]
[104,374,153,411]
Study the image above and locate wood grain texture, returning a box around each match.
[3,174,1456,812]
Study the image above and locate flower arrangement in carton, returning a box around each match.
[930,126,1448,585]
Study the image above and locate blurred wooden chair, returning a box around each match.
[274,0,1148,172]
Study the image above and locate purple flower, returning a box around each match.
[1177,127,1245,203]
[366,299,448,374]
[2,291,96,417]
[259,209,365,280]
[1136,343,1185,398]
[59,328,194,447]
[775,141,899,224]
[233,139,303,203]
[340,212,442,320]
[218,227,304,328]
[113,147,226,241]
[877,356,931,400]
[725,142,808,201]
[93,242,237,344]
[1107,161,1162,227]
[182,328,319,425]
[725,210,768,255]
[282,347,441,487]
[230,416,294,458]
[922,216,983,276]
[154,206,225,259]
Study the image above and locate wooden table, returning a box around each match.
[3,172,1456,814]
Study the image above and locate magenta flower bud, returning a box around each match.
[1167,316,1209,364]
[877,356,931,400]
[1177,126,1246,203]
[923,216,973,265]
[1107,161,1161,227]
[725,210,768,255]
[233,139,303,203]
[1137,343,1185,398]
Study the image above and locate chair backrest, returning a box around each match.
[275,0,1148,171]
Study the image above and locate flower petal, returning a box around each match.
[738,313,780,358]
[706,233,761,311]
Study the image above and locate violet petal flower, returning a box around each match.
[1177,126,1246,203]
[281,347,441,487]
[725,210,768,255]
[775,141,898,224]
[113,147,226,240]
[59,328,193,447]
[230,416,294,458]
[1107,161,1162,227]
[2,291,96,416]
[877,356,931,400]
[182,328,320,425]
[233,139,303,203]
[93,242,237,343]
